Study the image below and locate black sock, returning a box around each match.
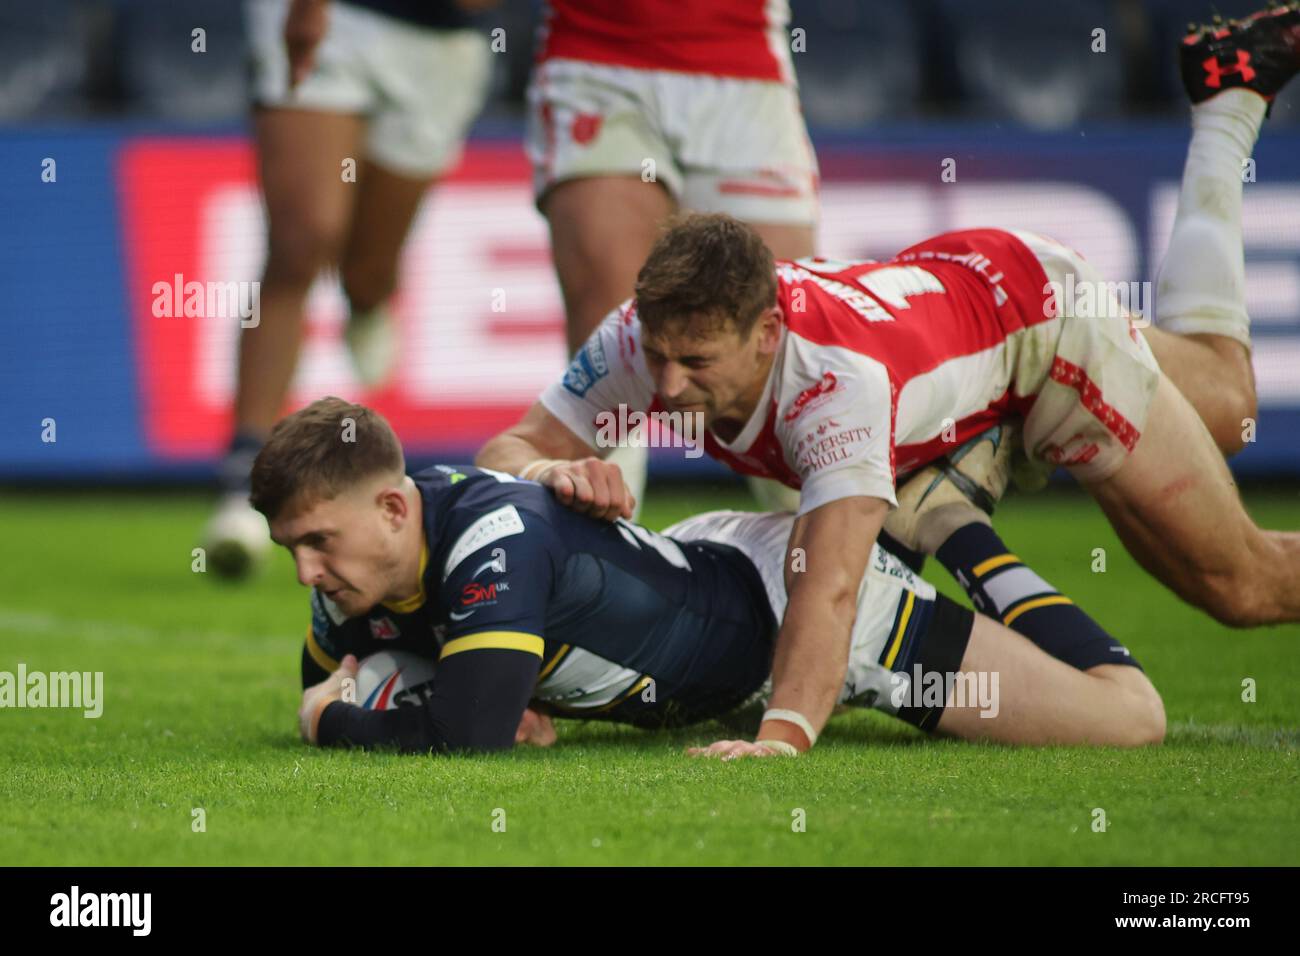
[934,522,1138,671]
[217,430,265,496]
[878,528,926,575]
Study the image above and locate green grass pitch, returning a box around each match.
[1,483,1297,866]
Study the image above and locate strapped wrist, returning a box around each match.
[519,458,564,482]
[761,708,818,749]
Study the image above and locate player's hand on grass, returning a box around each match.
[284,0,330,91]
[536,457,636,522]
[514,707,557,747]
[298,653,359,745]
[687,739,791,761]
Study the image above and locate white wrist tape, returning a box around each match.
[762,708,818,747]
[519,458,563,482]
[755,739,800,756]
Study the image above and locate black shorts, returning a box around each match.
[890,593,976,733]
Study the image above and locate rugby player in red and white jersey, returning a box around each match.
[527,0,817,512]
[480,6,1300,759]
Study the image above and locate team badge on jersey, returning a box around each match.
[783,371,840,422]
[369,616,400,641]
[562,337,609,397]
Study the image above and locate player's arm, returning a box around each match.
[695,355,899,758]
[306,516,559,752]
[475,402,633,520]
[476,307,651,521]
[757,497,888,751]
[308,637,544,753]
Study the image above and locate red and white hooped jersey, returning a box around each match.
[539,228,1057,515]
[535,1,795,83]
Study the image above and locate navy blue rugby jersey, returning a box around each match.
[305,465,776,751]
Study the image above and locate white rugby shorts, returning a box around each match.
[1011,230,1163,483]
[527,58,819,225]
[662,510,943,716]
[246,0,490,178]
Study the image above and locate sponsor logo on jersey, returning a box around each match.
[562,336,610,397]
[783,371,840,422]
[369,616,400,641]
[795,424,874,474]
[442,505,526,580]
[450,580,509,620]
[461,581,508,606]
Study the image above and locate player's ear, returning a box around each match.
[375,479,410,528]
[755,306,783,354]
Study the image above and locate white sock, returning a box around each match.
[1155,88,1266,349]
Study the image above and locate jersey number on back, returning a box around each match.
[794,260,946,320]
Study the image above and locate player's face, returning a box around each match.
[269,483,405,617]
[642,309,782,429]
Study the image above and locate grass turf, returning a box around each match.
[0,484,1297,866]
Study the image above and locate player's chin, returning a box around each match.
[324,586,362,614]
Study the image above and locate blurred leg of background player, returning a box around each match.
[205,0,490,577]
[528,47,818,516]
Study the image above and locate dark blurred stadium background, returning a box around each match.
[2,0,1298,482]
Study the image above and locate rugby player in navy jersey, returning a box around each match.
[250,397,1163,755]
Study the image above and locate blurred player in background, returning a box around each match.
[527,0,818,514]
[203,0,495,577]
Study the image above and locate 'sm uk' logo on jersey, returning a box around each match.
[461,581,508,607]
[451,580,509,621]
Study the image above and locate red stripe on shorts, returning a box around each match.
[1048,356,1141,451]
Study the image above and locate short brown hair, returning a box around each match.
[634,212,777,338]
[249,397,405,521]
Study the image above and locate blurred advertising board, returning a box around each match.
[2,126,1298,478]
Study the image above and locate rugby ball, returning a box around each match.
[354,650,437,711]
